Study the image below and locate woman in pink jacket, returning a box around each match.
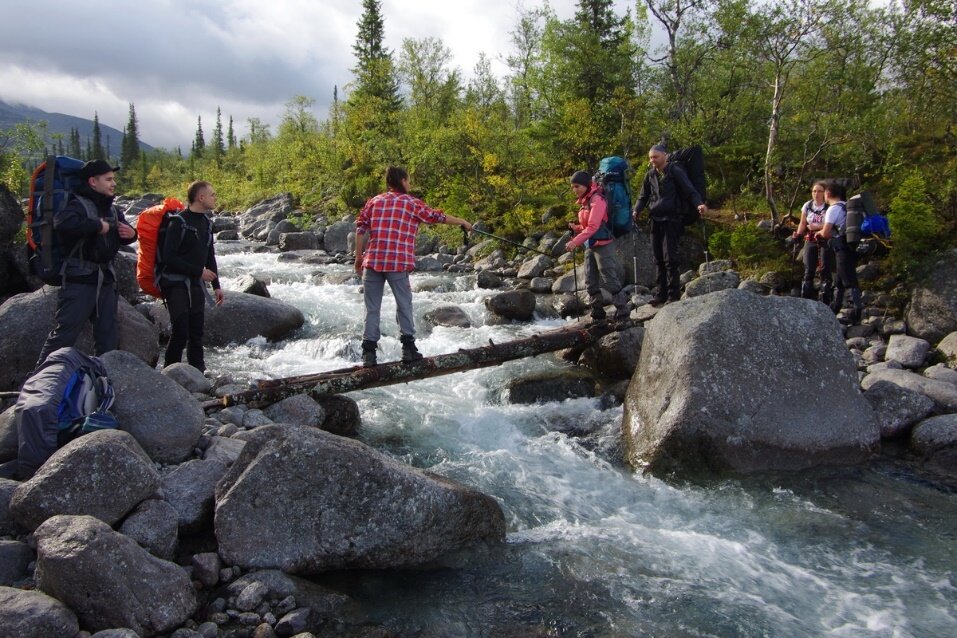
[565,170,629,321]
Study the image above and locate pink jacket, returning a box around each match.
[568,185,612,249]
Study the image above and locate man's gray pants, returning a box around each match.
[362,270,415,342]
[36,282,118,367]
[584,242,627,311]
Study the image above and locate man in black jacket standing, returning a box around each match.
[36,159,138,366]
[160,180,224,372]
[632,145,706,305]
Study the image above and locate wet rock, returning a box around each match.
[517,255,553,279]
[205,291,305,346]
[0,540,33,585]
[477,270,503,289]
[101,350,204,464]
[0,586,79,638]
[624,290,878,475]
[264,395,326,429]
[35,514,197,635]
[279,232,318,252]
[424,305,471,329]
[579,326,645,380]
[861,369,957,413]
[322,219,353,254]
[485,290,536,323]
[684,271,740,298]
[885,334,930,369]
[162,459,228,534]
[119,498,179,560]
[863,381,936,439]
[910,414,957,477]
[236,274,272,298]
[215,426,505,572]
[162,362,214,394]
[504,369,598,404]
[10,430,160,531]
[313,395,360,437]
[529,277,554,294]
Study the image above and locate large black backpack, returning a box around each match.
[667,146,707,226]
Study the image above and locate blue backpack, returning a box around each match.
[56,365,117,446]
[594,156,633,237]
[26,155,88,285]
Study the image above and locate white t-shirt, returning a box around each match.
[824,202,846,228]
[803,200,827,226]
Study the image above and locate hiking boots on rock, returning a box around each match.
[589,306,607,322]
[400,335,424,363]
[361,340,377,367]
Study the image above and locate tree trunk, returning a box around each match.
[764,72,784,226]
[214,319,636,408]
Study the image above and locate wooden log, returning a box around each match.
[217,319,635,408]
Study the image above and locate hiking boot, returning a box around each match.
[361,340,377,367]
[614,305,630,320]
[400,335,424,362]
[590,306,607,321]
[649,295,667,307]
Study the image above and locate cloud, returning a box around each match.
[0,0,636,149]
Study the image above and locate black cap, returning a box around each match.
[79,159,119,180]
[570,170,591,187]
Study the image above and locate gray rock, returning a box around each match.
[279,232,318,252]
[161,362,214,394]
[415,255,446,272]
[863,381,936,439]
[243,409,273,428]
[504,370,597,404]
[910,414,957,477]
[485,290,536,322]
[517,255,553,279]
[880,319,907,338]
[0,540,33,585]
[0,289,159,392]
[845,323,877,339]
[276,608,312,636]
[92,629,145,638]
[224,570,352,617]
[216,406,247,428]
[101,350,204,464]
[579,326,644,380]
[424,306,472,329]
[623,290,878,475]
[550,266,586,294]
[867,360,903,374]
[118,498,179,560]
[35,514,197,635]
[0,585,79,638]
[263,395,325,429]
[699,259,733,276]
[205,291,305,347]
[905,251,957,344]
[10,430,160,531]
[235,274,271,298]
[204,436,246,466]
[216,229,240,241]
[322,219,353,254]
[192,552,221,588]
[924,363,957,385]
[215,426,505,572]
[737,279,766,295]
[861,369,957,413]
[0,406,17,463]
[314,395,360,437]
[240,194,294,238]
[236,580,269,611]
[862,343,887,364]
[684,271,741,298]
[937,331,957,368]
[0,477,22,536]
[162,459,228,534]
[885,334,931,368]
[529,277,554,294]
[477,270,503,289]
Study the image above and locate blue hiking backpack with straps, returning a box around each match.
[594,156,633,237]
[26,155,89,285]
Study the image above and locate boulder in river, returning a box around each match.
[204,291,305,346]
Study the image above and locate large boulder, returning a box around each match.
[118,498,179,560]
[503,370,597,404]
[323,219,354,254]
[623,290,878,475]
[863,381,936,439]
[215,425,506,573]
[684,271,741,298]
[0,288,159,392]
[861,368,957,413]
[161,459,227,533]
[34,514,197,635]
[279,231,319,252]
[909,414,957,477]
[423,305,472,329]
[263,394,325,428]
[9,429,160,531]
[204,291,305,346]
[314,395,360,436]
[239,193,294,238]
[884,334,931,369]
[517,254,553,279]
[101,350,204,464]
[485,290,536,322]
[905,250,957,344]
[0,540,32,585]
[579,326,644,380]
[0,586,79,638]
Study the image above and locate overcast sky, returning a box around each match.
[0,0,642,150]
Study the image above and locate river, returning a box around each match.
[208,249,957,637]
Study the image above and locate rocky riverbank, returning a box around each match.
[1,191,956,636]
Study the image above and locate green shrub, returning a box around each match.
[729,222,778,266]
[708,228,733,259]
[887,171,942,276]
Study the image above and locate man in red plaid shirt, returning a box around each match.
[355,166,472,366]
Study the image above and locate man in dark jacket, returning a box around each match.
[36,159,137,367]
[632,144,706,305]
[159,180,224,372]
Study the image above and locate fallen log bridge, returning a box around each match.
[215,318,636,408]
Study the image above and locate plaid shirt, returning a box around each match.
[356,190,446,272]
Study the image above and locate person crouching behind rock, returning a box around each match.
[354,166,472,367]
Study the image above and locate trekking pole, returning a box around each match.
[471,228,552,257]
[631,228,639,285]
[700,215,710,265]
[572,247,580,304]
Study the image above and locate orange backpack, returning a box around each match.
[135,197,184,297]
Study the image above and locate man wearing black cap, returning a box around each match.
[35,159,138,366]
[566,169,629,321]
[633,144,706,305]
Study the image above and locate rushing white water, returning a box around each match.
[210,249,957,637]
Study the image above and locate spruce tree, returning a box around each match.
[351,0,401,109]
[120,103,140,170]
[69,128,82,157]
[212,107,225,163]
[90,112,106,160]
[192,116,205,159]
[227,116,236,149]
